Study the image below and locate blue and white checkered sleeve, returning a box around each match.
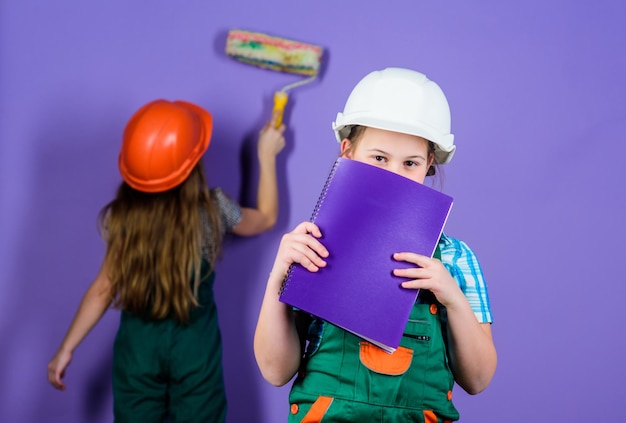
[439,235,493,323]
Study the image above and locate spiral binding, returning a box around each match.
[279,263,296,296]
[279,158,342,296]
[309,158,341,223]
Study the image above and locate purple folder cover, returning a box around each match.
[279,158,453,352]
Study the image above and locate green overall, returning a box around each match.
[288,249,459,423]
[112,261,226,423]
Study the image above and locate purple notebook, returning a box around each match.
[279,158,453,352]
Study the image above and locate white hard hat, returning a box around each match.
[332,67,455,164]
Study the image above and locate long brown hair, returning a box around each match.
[99,162,222,323]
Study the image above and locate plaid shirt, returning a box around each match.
[439,233,493,323]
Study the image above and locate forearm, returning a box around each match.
[445,299,497,394]
[256,155,279,229]
[254,270,302,386]
[232,117,285,236]
[231,157,279,236]
[58,265,112,354]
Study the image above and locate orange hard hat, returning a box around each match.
[119,99,213,193]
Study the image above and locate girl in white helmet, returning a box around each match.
[255,68,497,422]
[47,100,286,422]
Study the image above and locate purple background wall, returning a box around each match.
[1,1,625,422]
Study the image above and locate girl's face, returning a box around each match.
[340,127,434,184]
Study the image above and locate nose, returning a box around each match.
[388,162,404,176]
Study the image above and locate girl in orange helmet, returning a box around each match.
[47,99,286,422]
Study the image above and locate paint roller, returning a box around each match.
[225,29,324,127]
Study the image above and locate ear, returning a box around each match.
[426,152,436,176]
[340,138,353,158]
[427,152,435,168]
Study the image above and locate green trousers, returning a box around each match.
[112,270,226,423]
[288,291,459,423]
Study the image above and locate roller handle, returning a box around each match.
[273,91,289,128]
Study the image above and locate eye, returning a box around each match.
[374,155,386,163]
[404,160,417,167]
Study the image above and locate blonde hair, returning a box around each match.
[99,162,222,323]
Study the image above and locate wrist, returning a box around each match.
[258,153,277,165]
[441,288,471,313]
[269,266,288,281]
[58,344,74,356]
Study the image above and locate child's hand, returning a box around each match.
[258,112,286,161]
[47,349,72,391]
[392,252,465,308]
[272,221,328,277]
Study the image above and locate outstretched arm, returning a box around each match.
[232,113,286,236]
[47,259,113,391]
[254,222,329,386]
[393,253,497,394]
